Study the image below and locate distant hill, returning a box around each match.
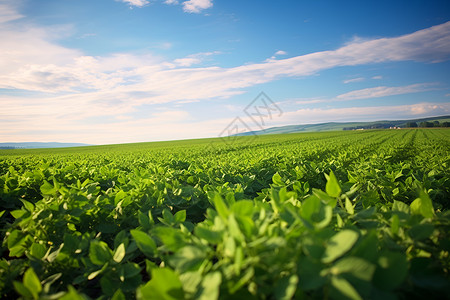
[234,115,450,136]
[0,142,92,150]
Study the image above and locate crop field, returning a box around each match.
[0,129,449,299]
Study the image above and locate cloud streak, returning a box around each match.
[343,77,364,84]
[295,83,437,105]
[336,83,438,101]
[119,0,149,7]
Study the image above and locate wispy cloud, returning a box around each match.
[295,83,437,105]
[119,0,149,7]
[275,50,287,56]
[372,75,383,80]
[336,83,437,101]
[295,98,328,105]
[172,51,220,67]
[182,0,213,13]
[343,77,365,84]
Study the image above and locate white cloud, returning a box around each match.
[164,0,179,4]
[295,98,328,105]
[267,50,287,61]
[336,83,437,101]
[172,51,220,67]
[343,77,365,84]
[0,1,23,24]
[372,75,383,80]
[120,0,149,7]
[182,0,213,13]
[295,83,437,104]
[275,50,287,56]
[173,57,202,67]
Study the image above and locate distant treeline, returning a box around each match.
[405,121,450,128]
[344,121,450,131]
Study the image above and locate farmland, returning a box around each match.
[0,129,449,299]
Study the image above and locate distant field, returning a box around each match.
[1,129,449,299]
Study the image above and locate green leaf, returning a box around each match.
[390,214,399,236]
[231,200,254,217]
[113,243,126,263]
[392,200,410,213]
[194,226,223,244]
[10,209,27,219]
[153,227,186,252]
[162,208,175,224]
[23,268,42,298]
[174,210,186,223]
[60,285,86,300]
[114,190,127,205]
[179,271,202,297]
[313,189,337,207]
[300,195,332,229]
[138,268,184,300]
[330,276,362,300]
[112,289,126,300]
[169,246,206,273]
[14,281,34,299]
[373,252,408,290]
[212,193,229,221]
[89,241,113,265]
[298,257,327,290]
[120,262,141,279]
[345,197,354,215]
[130,230,157,257]
[322,230,359,263]
[408,223,434,241]
[21,200,35,212]
[197,272,222,300]
[410,189,434,218]
[272,172,284,186]
[331,257,375,281]
[326,171,341,198]
[228,214,245,242]
[274,274,298,300]
[30,243,47,260]
[40,180,57,195]
[138,211,153,230]
[7,229,25,249]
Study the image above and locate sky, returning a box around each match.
[1,0,450,144]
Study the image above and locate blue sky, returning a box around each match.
[1,0,449,144]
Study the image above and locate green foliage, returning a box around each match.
[1,129,449,299]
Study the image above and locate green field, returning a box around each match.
[1,129,449,299]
